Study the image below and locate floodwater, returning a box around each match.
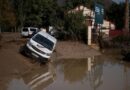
[7,55,130,90]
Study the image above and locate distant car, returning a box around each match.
[21,27,39,37]
[20,31,57,62]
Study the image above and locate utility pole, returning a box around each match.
[124,0,129,35]
[94,3,104,50]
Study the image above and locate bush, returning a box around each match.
[64,11,87,43]
[108,35,130,48]
[111,35,130,43]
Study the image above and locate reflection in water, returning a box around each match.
[26,63,55,90]
[63,59,88,83]
[61,57,103,90]
[7,55,130,90]
[7,63,55,90]
[7,79,30,90]
[45,56,130,90]
[123,64,130,90]
[44,57,103,90]
[87,57,103,90]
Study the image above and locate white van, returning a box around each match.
[20,31,57,62]
[21,27,39,37]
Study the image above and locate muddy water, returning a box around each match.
[7,55,130,90]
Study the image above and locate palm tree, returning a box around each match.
[124,0,129,35]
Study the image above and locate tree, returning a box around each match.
[65,0,87,10]
[41,0,58,29]
[106,3,125,29]
[23,0,43,27]
[124,0,129,35]
[12,0,64,31]
[51,7,65,30]
[64,11,87,41]
[12,0,25,31]
[0,0,16,32]
[64,0,104,10]
[18,0,61,29]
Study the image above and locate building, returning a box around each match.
[68,5,115,36]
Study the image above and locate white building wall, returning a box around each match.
[69,5,115,35]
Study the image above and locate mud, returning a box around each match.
[0,33,99,89]
[0,33,35,90]
[1,33,130,90]
[54,41,101,60]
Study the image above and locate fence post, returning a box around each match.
[88,26,92,45]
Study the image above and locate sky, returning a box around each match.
[57,0,129,6]
[112,0,130,4]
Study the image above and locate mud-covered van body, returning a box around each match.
[21,31,57,62]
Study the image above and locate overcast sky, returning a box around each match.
[112,0,130,4]
[57,0,129,6]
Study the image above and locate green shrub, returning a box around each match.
[64,11,87,43]
[111,35,130,43]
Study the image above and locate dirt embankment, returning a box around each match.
[52,41,101,60]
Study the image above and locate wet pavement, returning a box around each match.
[6,55,130,90]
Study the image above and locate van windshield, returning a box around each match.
[32,34,54,50]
